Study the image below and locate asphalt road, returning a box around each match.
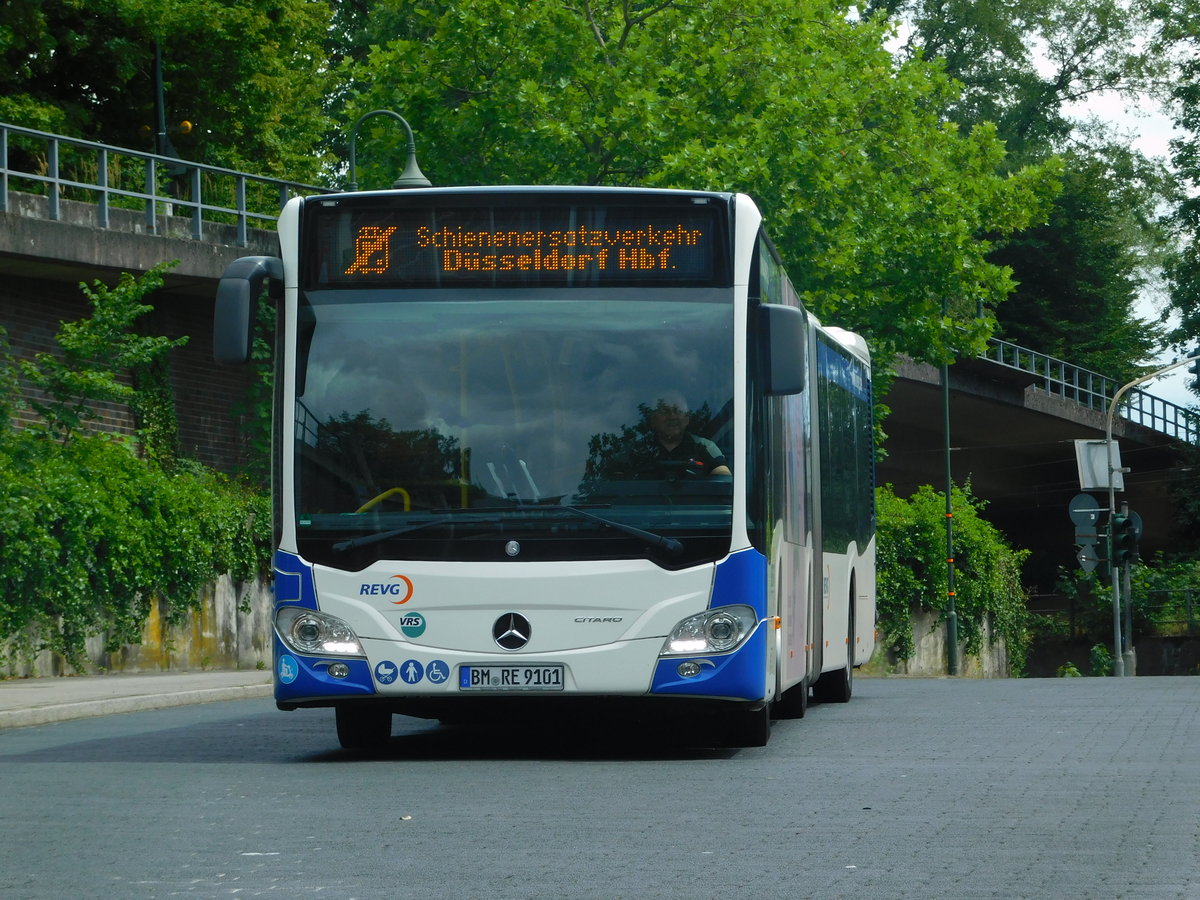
[1,676,1197,899]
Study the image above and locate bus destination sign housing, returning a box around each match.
[303,191,730,289]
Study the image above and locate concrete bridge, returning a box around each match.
[3,123,1196,590]
[879,354,1197,590]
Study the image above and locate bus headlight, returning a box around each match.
[276,607,365,656]
[660,605,758,656]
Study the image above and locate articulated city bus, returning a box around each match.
[214,186,875,748]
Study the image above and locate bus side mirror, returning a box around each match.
[760,303,806,395]
[214,255,283,364]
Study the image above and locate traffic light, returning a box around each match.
[1111,513,1139,565]
[1069,492,1107,578]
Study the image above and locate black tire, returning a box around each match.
[335,705,392,750]
[774,677,808,719]
[723,702,771,747]
[812,604,854,704]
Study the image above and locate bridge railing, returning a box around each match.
[983,338,1200,444]
[0,122,329,246]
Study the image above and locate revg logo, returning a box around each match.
[359,574,414,604]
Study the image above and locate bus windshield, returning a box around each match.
[293,290,734,569]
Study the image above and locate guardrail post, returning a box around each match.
[191,166,203,241]
[47,138,60,221]
[144,158,157,234]
[236,175,248,247]
[97,148,110,229]
[0,126,7,213]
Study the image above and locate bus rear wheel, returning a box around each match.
[812,603,854,704]
[335,705,392,750]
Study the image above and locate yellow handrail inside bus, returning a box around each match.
[356,487,411,513]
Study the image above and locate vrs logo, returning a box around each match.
[359,574,414,604]
[399,612,427,638]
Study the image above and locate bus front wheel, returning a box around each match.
[774,676,808,719]
[723,702,771,747]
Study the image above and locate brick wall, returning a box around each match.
[1,274,260,474]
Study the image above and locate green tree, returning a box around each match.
[871,0,1172,377]
[339,0,1058,366]
[0,0,334,180]
[988,149,1165,382]
[1156,0,1200,354]
[868,0,1166,158]
[19,263,185,442]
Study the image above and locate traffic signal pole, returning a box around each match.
[1104,351,1200,676]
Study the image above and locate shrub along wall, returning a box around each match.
[0,264,273,675]
[0,428,272,674]
[875,482,1031,676]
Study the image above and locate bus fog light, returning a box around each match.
[661,605,757,656]
[328,662,351,678]
[677,661,702,678]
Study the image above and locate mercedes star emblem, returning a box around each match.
[493,612,531,650]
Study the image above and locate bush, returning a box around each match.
[877,482,1032,674]
[0,431,270,671]
[1089,643,1113,676]
[0,266,270,672]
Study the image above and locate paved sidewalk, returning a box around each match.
[0,670,273,730]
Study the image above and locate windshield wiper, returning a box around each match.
[560,506,683,556]
[331,507,683,556]
[331,516,455,552]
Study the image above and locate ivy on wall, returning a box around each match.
[877,483,1032,674]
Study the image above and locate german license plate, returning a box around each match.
[459,664,564,691]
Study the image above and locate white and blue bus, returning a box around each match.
[214,186,875,748]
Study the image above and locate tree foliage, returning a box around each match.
[0,0,335,180]
[870,0,1167,158]
[20,262,185,441]
[338,0,1059,366]
[988,149,1165,382]
[873,0,1172,376]
[1157,0,1200,352]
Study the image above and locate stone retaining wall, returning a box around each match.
[3,575,272,678]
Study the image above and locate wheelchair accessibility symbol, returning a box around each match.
[426,660,449,684]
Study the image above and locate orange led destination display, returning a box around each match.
[307,197,724,288]
[343,223,703,277]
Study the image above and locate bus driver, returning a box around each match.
[630,391,731,479]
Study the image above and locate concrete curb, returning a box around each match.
[0,678,273,731]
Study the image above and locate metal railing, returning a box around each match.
[983,338,1200,444]
[1030,590,1200,638]
[0,122,329,246]
[1141,589,1200,636]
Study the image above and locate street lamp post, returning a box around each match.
[941,297,960,675]
[346,109,431,191]
[943,353,960,675]
[1104,352,1200,676]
